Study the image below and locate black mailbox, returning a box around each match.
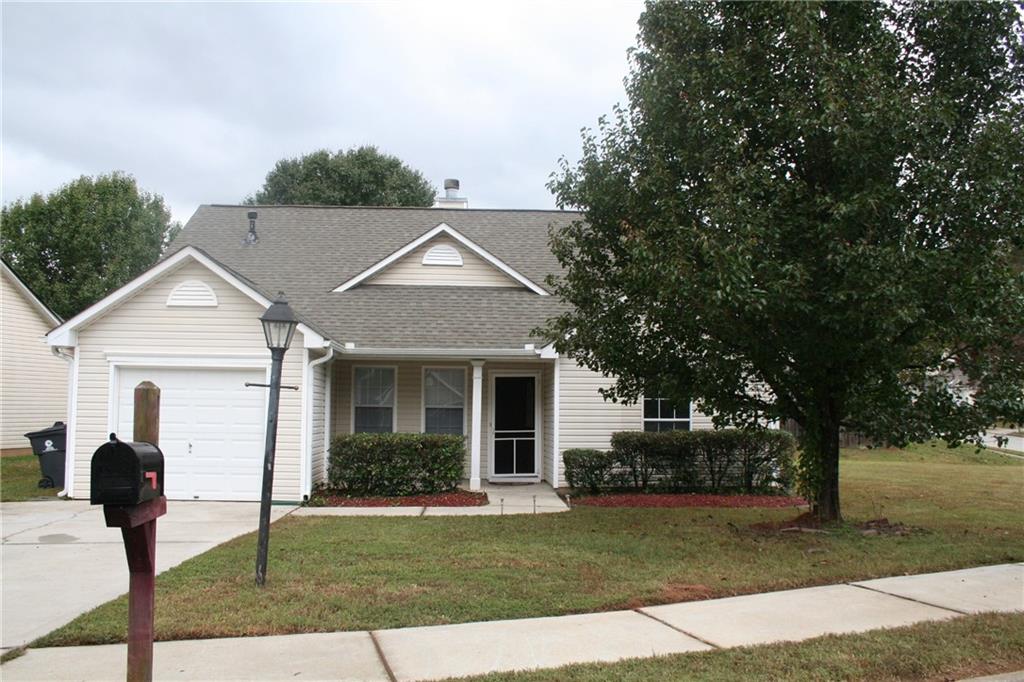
[90,434,164,506]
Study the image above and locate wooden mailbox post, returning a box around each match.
[98,381,166,682]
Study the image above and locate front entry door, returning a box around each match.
[492,375,538,477]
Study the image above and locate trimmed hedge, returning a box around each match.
[566,429,796,495]
[328,433,465,496]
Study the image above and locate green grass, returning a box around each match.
[453,613,1024,682]
[1,455,58,502]
[36,444,1024,647]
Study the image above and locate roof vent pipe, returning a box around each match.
[244,211,259,245]
[444,178,460,199]
[434,179,469,209]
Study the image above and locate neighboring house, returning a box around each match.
[1,260,68,454]
[47,190,714,501]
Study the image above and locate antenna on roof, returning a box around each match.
[244,211,259,245]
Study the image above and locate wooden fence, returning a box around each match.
[779,419,876,448]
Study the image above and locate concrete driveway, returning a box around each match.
[1,499,296,651]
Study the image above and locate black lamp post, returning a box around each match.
[255,293,298,587]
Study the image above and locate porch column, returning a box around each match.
[470,359,484,490]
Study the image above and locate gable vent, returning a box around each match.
[166,280,218,307]
[422,244,463,267]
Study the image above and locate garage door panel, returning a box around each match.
[116,366,267,501]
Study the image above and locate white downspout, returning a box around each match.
[51,346,76,498]
[306,346,334,497]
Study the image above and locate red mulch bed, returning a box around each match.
[309,489,488,507]
[572,493,807,508]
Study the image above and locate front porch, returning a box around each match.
[328,356,557,489]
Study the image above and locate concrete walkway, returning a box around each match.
[294,482,568,517]
[3,563,1020,681]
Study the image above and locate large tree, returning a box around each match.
[545,1,1024,521]
[248,146,434,207]
[1,172,180,319]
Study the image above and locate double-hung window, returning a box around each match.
[643,397,691,432]
[423,368,465,435]
[354,367,395,433]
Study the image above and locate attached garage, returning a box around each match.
[47,247,330,503]
[114,366,267,501]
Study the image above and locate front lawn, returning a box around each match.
[1,455,58,502]
[455,612,1024,682]
[37,443,1023,646]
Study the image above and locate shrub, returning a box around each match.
[563,449,617,493]
[328,433,464,496]
[568,429,796,495]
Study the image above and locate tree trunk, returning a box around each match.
[813,407,842,522]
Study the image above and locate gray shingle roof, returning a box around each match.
[168,205,577,349]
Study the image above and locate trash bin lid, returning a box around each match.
[24,421,67,438]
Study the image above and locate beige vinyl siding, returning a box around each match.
[0,268,67,450]
[368,238,520,288]
[557,358,642,482]
[70,260,305,500]
[310,361,327,486]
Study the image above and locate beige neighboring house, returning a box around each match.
[1,260,68,454]
[46,184,714,502]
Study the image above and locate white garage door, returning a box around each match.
[116,366,267,501]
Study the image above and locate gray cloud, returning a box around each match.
[2,1,643,223]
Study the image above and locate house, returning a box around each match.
[1,260,68,454]
[46,187,714,501]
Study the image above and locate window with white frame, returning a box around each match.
[423,368,465,435]
[643,397,691,432]
[354,367,395,433]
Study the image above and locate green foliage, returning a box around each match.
[545,1,1024,519]
[562,449,618,493]
[328,433,464,496]
[248,146,435,207]
[564,429,796,495]
[1,172,180,319]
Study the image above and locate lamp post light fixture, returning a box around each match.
[255,293,298,587]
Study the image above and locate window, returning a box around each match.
[354,367,395,433]
[643,397,691,432]
[424,368,465,434]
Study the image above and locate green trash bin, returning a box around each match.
[24,421,67,489]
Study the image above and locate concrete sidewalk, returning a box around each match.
[3,563,1020,681]
[293,482,568,517]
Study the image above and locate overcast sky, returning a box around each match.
[2,1,644,224]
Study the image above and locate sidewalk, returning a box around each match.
[294,482,568,517]
[3,563,1020,681]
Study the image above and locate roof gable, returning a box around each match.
[1,260,62,326]
[333,223,548,295]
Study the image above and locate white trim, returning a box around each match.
[46,246,326,348]
[165,279,218,307]
[1,261,62,326]
[551,359,560,488]
[422,244,463,267]
[469,360,484,490]
[488,369,543,482]
[104,352,271,367]
[351,365,398,433]
[537,343,559,359]
[420,366,469,436]
[336,346,540,358]
[332,223,549,296]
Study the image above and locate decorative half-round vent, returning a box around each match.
[166,280,218,307]
[422,243,463,267]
